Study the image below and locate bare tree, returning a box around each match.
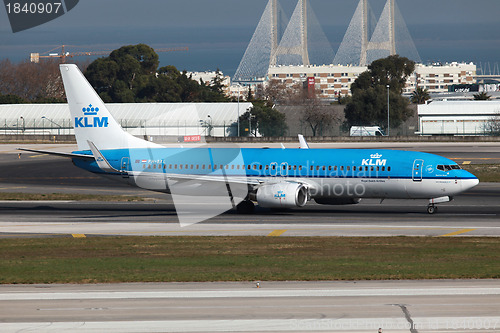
[0,59,90,102]
[484,111,500,135]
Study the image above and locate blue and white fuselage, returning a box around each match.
[71,146,478,208]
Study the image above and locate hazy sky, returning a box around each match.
[1,0,500,76]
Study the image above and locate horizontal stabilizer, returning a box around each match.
[17,148,94,160]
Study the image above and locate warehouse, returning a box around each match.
[417,100,500,135]
[0,102,252,141]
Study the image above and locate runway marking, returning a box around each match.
[0,186,27,190]
[72,234,86,238]
[267,229,287,237]
[462,161,471,165]
[438,228,476,237]
[4,287,500,300]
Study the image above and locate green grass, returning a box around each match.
[1,236,499,284]
[0,192,145,201]
[462,164,500,182]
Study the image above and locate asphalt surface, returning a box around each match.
[1,280,499,332]
[1,143,500,332]
[1,143,500,237]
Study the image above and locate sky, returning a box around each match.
[1,0,500,77]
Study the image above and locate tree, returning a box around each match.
[411,87,430,104]
[0,58,69,102]
[232,100,287,137]
[84,44,229,103]
[0,94,25,104]
[345,55,415,130]
[474,92,491,100]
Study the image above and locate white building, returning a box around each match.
[417,100,500,135]
[266,63,477,99]
[187,71,232,96]
[0,102,252,139]
[405,62,476,94]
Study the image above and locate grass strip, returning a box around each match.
[462,164,500,182]
[1,236,499,284]
[0,192,145,202]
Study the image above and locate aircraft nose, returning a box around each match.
[462,177,479,191]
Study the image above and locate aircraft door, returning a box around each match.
[412,159,424,182]
[121,157,130,178]
[270,162,278,177]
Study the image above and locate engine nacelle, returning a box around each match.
[256,183,308,208]
[314,198,361,205]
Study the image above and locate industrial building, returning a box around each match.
[0,102,252,141]
[417,100,500,135]
[267,62,477,99]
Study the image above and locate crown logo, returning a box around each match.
[82,104,99,115]
[370,153,382,159]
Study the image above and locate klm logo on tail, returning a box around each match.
[75,104,108,128]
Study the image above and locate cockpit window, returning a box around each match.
[437,164,461,172]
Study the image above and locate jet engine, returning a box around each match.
[256,183,308,208]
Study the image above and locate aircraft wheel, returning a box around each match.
[427,205,437,214]
[237,200,255,214]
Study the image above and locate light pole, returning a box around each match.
[41,116,62,135]
[237,84,240,136]
[20,116,25,134]
[386,84,390,136]
[207,115,212,137]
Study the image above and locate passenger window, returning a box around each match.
[310,166,314,171]
[382,166,385,171]
[231,165,234,169]
[340,166,344,171]
[299,166,303,171]
[334,166,337,171]
[347,166,350,171]
[353,166,356,171]
[388,167,391,172]
[174,164,177,169]
[265,165,269,170]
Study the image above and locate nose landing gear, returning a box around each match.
[427,196,452,214]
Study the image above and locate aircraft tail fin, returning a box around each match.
[59,64,161,151]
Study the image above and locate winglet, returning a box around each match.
[298,134,309,149]
[87,140,121,173]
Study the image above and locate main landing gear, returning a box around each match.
[427,196,452,214]
[237,200,255,214]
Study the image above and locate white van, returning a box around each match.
[350,126,386,137]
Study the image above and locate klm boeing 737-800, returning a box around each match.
[20,64,479,222]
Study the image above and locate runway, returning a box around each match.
[1,280,499,332]
[1,144,500,237]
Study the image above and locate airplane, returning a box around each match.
[20,64,479,224]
